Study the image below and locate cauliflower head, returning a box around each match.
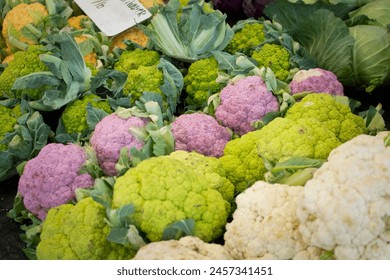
[0,104,22,151]
[61,94,113,134]
[224,22,265,56]
[36,197,134,260]
[289,68,344,96]
[219,129,267,194]
[251,43,290,81]
[284,93,367,143]
[0,45,49,100]
[1,2,48,54]
[90,113,150,176]
[114,48,160,73]
[215,75,279,136]
[18,143,94,220]
[257,117,341,163]
[183,56,222,109]
[171,112,231,158]
[224,181,323,260]
[169,150,235,213]
[133,236,232,260]
[112,155,229,243]
[110,26,150,50]
[297,132,390,260]
[123,64,164,103]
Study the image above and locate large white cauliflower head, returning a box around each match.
[297,132,390,259]
[224,181,323,259]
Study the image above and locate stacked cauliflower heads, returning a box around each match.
[1,0,389,261]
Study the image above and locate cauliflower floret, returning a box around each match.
[0,104,22,151]
[114,48,160,73]
[90,113,150,176]
[183,56,222,109]
[36,197,134,260]
[251,43,291,81]
[133,236,232,260]
[112,155,229,243]
[297,132,390,260]
[289,68,344,96]
[18,143,94,220]
[224,181,324,260]
[215,75,279,136]
[171,112,231,158]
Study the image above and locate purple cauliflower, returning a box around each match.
[18,143,94,220]
[171,113,231,158]
[289,68,344,96]
[90,113,149,176]
[215,76,279,136]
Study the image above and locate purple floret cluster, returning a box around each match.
[171,113,231,158]
[90,113,149,176]
[215,75,279,136]
[18,143,94,220]
[289,68,344,96]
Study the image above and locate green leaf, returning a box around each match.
[162,219,195,240]
[86,104,110,131]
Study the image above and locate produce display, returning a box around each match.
[0,0,389,260]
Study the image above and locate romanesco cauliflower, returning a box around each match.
[0,103,22,151]
[251,43,290,81]
[0,45,48,100]
[114,48,160,73]
[224,21,265,56]
[61,94,113,134]
[36,197,134,260]
[183,56,222,109]
[112,155,229,243]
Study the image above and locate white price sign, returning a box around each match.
[73,0,152,36]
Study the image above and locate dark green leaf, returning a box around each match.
[162,219,195,240]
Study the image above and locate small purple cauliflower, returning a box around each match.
[171,113,231,158]
[18,143,94,221]
[90,113,149,176]
[289,68,344,96]
[215,76,279,136]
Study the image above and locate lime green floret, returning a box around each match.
[61,94,113,134]
[36,197,134,260]
[184,56,222,109]
[123,65,164,103]
[284,93,367,143]
[224,22,265,56]
[0,45,48,100]
[112,155,228,243]
[251,43,291,81]
[114,48,160,73]
[0,104,22,151]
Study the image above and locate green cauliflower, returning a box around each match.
[114,48,160,73]
[183,56,222,109]
[256,117,341,164]
[0,45,48,100]
[169,150,235,214]
[224,21,265,56]
[123,64,164,103]
[219,130,268,194]
[36,197,134,260]
[284,93,367,143]
[0,103,22,151]
[251,43,290,81]
[112,155,229,243]
[61,93,113,134]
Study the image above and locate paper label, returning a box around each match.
[74,0,152,36]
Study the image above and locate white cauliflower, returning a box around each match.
[297,131,390,259]
[223,181,323,260]
[132,236,232,260]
